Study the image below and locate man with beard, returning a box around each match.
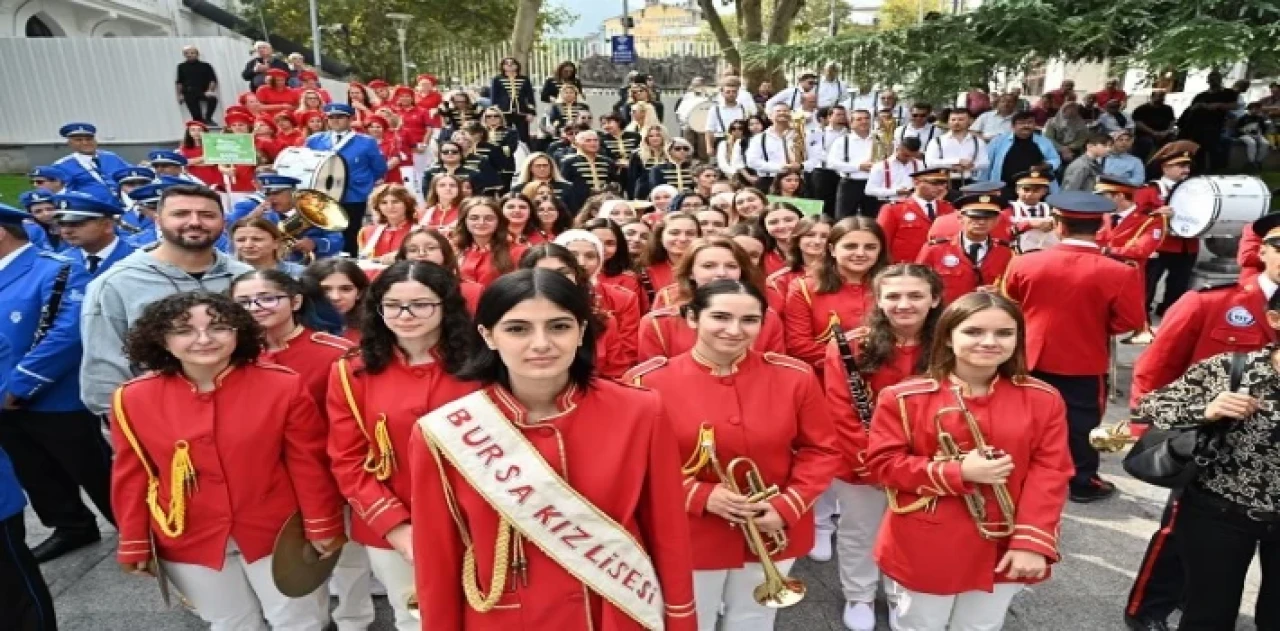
[986,111,1061,200]
[79,184,251,417]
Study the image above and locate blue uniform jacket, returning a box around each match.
[0,341,26,520]
[228,195,344,260]
[489,75,537,115]
[1,247,91,412]
[53,151,131,201]
[304,132,388,205]
[67,238,136,279]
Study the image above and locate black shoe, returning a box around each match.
[1069,478,1117,503]
[1124,615,1170,631]
[32,529,101,563]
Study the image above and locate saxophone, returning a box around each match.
[789,111,809,165]
[871,118,896,162]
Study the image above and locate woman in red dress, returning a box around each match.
[178,121,222,187]
[820,263,944,630]
[644,212,701,292]
[238,91,266,119]
[638,237,785,360]
[346,83,376,125]
[255,68,299,114]
[784,217,887,373]
[420,174,464,233]
[583,217,649,313]
[391,87,431,153]
[501,193,542,245]
[300,110,325,137]
[305,258,373,344]
[414,74,442,113]
[358,184,418,264]
[252,117,283,164]
[765,216,831,313]
[366,115,409,185]
[757,202,804,276]
[408,268,698,630]
[396,227,484,313]
[273,112,304,148]
[866,292,1072,630]
[452,197,526,287]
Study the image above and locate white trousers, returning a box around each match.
[814,485,840,534]
[693,559,797,631]
[367,546,419,631]
[895,583,1024,631]
[1241,135,1271,163]
[329,540,375,631]
[831,480,899,603]
[161,539,329,631]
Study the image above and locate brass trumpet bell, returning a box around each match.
[280,189,349,239]
[1090,420,1135,453]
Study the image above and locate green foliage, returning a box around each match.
[742,0,1280,104]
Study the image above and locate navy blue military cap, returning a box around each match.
[956,193,1003,217]
[59,122,97,138]
[111,167,156,185]
[0,203,33,227]
[19,188,56,209]
[1251,213,1280,240]
[959,180,1005,196]
[910,167,950,183]
[257,174,301,192]
[148,150,188,167]
[51,191,124,221]
[323,103,355,118]
[127,183,165,206]
[1046,191,1116,218]
[28,165,68,183]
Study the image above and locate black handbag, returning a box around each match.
[1122,352,1244,489]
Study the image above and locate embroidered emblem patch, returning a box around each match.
[9,311,20,324]
[942,254,960,268]
[904,212,916,221]
[1226,306,1255,327]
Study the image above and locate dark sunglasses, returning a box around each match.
[440,149,460,155]
[671,146,691,152]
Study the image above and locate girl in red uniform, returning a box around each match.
[329,261,479,631]
[414,74,442,112]
[213,114,258,192]
[533,195,572,243]
[366,115,409,185]
[178,121,223,187]
[733,188,768,223]
[420,174,464,232]
[273,112,304,148]
[346,83,376,124]
[866,292,1073,630]
[453,197,526,287]
[557,229,643,369]
[237,92,265,119]
[626,279,842,631]
[645,212,701,293]
[726,222,768,270]
[584,217,650,313]
[391,87,430,150]
[821,264,944,631]
[110,292,344,630]
[408,268,698,630]
[252,117,282,163]
[502,193,543,245]
[639,237,786,360]
[396,227,484,312]
[765,216,831,310]
[358,184,418,264]
[300,110,325,136]
[255,69,298,114]
[758,202,804,276]
[784,217,887,373]
[305,258,372,344]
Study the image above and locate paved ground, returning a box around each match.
[27,341,1261,630]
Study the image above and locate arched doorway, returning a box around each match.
[25,15,55,37]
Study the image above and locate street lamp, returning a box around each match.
[386,13,412,86]
[309,0,322,67]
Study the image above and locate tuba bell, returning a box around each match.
[280,189,349,262]
[932,385,1017,540]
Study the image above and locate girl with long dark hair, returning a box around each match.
[452,197,526,287]
[304,258,372,343]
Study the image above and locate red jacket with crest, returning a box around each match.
[877,197,955,263]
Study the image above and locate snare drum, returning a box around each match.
[274,148,348,200]
[1168,175,1271,238]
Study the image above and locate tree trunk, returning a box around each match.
[510,0,541,68]
[741,0,763,43]
[696,0,741,73]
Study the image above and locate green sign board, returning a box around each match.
[201,133,258,165]
[767,196,824,217]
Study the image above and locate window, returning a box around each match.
[26,16,55,37]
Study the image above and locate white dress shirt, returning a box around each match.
[895,122,938,148]
[704,100,748,137]
[925,132,989,177]
[746,129,796,176]
[972,110,1015,140]
[817,79,846,108]
[80,236,120,266]
[716,138,746,175]
[766,87,808,111]
[959,235,990,264]
[866,157,924,200]
[825,132,876,179]
[1009,200,1057,252]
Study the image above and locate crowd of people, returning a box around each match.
[1,44,1278,631]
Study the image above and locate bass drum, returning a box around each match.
[274,147,348,200]
[1168,176,1271,238]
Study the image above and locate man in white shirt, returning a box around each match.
[925,108,988,189]
[817,63,847,109]
[866,137,925,204]
[826,110,880,218]
[766,73,818,111]
[895,103,939,148]
[810,106,851,216]
[703,77,752,156]
[972,93,1018,141]
[746,103,802,192]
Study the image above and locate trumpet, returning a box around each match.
[699,426,806,608]
[933,385,1016,540]
[281,189,349,264]
[1090,419,1136,453]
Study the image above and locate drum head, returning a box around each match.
[688,102,714,133]
[313,155,348,200]
[1168,178,1216,238]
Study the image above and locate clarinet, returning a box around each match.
[831,323,875,431]
[30,264,70,349]
[638,267,656,306]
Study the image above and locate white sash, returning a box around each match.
[330,131,359,154]
[419,391,666,630]
[359,223,387,259]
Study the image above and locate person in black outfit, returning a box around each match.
[998,111,1051,200]
[0,445,55,631]
[240,41,290,90]
[175,45,219,124]
[1178,71,1238,174]
[541,61,583,104]
[1131,89,1176,163]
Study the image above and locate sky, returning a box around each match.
[552,0,648,38]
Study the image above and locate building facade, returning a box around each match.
[601,0,711,57]
[1,0,235,38]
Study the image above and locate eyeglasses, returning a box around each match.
[671,146,691,152]
[378,301,442,319]
[405,244,442,255]
[440,149,460,155]
[484,114,501,119]
[234,294,291,309]
[167,324,237,339]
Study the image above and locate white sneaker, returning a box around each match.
[807,528,834,561]
[842,601,876,631]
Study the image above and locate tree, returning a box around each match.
[875,0,948,31]
[741,0,1280,105]
[696,0,807,89]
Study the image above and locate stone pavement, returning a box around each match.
[28,341,1261,630]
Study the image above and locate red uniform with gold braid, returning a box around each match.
[111,364,345,568]
[408,381,699,630]
[594,282,642,378]
[915,235,1014,306]
[461,279,484,314]
[637,307,786,361]
[866,377,1074,594]
[625,351,842,568]
[1094,175,1167,268]
[877,196,955,263]
[260,327,353,410]
[765,267,806,314]
[646,261,676,296]
[459,244,528,288]
[782,277,875,374]
[599,270,651,314]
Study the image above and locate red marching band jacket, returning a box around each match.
[625,351,842,570]
[599,270,650,315]
[1134,181,1199,255]
[782,277,875,374]
[877,197,956,263]
[111,364,345,568]
[823,334,924,484]
[1095,209,1167,268]
[866,377,1074,594]
[460,244,529,288]
[260,327,353,410]
[327,352,479,549]
[915,235,1014,306]
[637,306,787,362]
[408,381,699,630]
[594,282,641,379]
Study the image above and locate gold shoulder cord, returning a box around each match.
[113,388,196,538]
[337,358,397,480]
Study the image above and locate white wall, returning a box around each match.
[2,0,240,37]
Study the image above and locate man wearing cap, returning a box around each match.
[1007,166,1057,252]
[80,184,252,417]
[306,104,388,256]
[915,193,1014,304]
[1121,212,1280,631]
[51,191,134,278]
[28,166,67,195]
[1003,191,1147,503]
[53,123,130,202]
[110,166,156,208]
[928,180,1016,245]
[227,174,343,261]
[1102,130,1145,186]
[121,182,162,246]
[0,202,112,563]
[876,167,955,262]
[1135,143,1198,318]
[18,189,61,252]
[147,150,202,185]
[1096,174,1168,345]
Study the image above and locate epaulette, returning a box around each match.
[762,352,812,374]
[926,237,950,246]
[310,331,355,350]
[765,267,791,284]
[649,306,682,319]
[119,371,163,388]
[1010,374,1059,396]
[622,356,668,385]
[254,361,299,376]
[1198,281,1239,292]
[992,238,1012,249]
[53,155,74,165]
[893,377,940,397]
